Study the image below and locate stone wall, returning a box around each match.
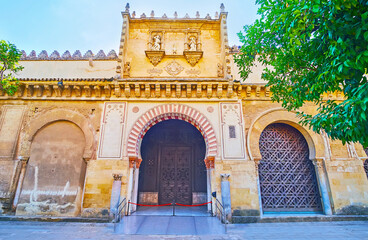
[16,121,86,216]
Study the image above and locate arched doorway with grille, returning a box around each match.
[258,123,323,212]
[138,119,207,206]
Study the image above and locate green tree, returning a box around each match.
[234,0,368,147]
[0,40,23,95]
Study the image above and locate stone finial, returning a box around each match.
[72,50,82,59]
[62,50,72,59]
[38,50,48,60]
[220,3,225,12]
[84,50,94,58]
[184,13,190,18]
[205,13,211,19]
[107,50,118,59]
[95,50,106,59]
[215,11,219,18]
[162,13,167,18]
[195,11,200,18]
[141,13,146,18]
[125,3,130,12]
[174,11,178,18]
[28,50,37,60]
[132,11,136,18]
[20,50,27,60]
[49,50,60,60]
[150,10,155,17]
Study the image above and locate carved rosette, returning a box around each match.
[183,51,203,67]
[145,51,165,66]
[165,60,184,76]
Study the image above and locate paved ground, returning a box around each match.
[0,220,367,240]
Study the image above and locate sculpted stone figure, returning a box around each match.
[152,35,161,51]
[189,36,197,51]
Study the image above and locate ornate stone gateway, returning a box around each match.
[139,120,206,205]
[258,123,322,212]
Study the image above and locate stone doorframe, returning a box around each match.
[126,103,218,212]
[247,108,333,215]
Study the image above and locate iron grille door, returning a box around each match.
[259,123,322,212]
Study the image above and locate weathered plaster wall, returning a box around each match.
[81,159,129,218]
[228,55,267,84]
[16,121,86,216]
[0,105,25,213]
[18,60,117,79]
[214,160,260,216]
[325,140,368,214]
[0,101,101,216]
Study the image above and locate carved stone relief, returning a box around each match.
[98,102,126,159]
[147,68,163,77]
[185,68,201,77]
[220,102,246,160]
[123,62,131,77]
[165,60,184,76]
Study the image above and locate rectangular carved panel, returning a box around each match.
[220,102,246,160]
[0,105,25,160]
[97,102,126,159]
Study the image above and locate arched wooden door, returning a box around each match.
[258,123,322,212]
[139,119,207,205]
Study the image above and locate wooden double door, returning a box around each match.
[139,119,207,205]
[159,146,192,204]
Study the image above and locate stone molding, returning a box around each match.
[247,108,326,162]
[24,108,96,160]
[126,103,218,159]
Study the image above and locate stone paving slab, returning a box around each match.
[0,220,367,239]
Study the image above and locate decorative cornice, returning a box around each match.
[20,50,118,61]
[0,80,345,101]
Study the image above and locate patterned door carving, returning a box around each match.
[159,146,192,204]
[258,123,322,212]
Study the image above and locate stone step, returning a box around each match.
[115,215,226,235]
[232,214,368,223]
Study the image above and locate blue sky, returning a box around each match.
[0,0,258,54]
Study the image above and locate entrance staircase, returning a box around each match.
[114,206,226,235]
